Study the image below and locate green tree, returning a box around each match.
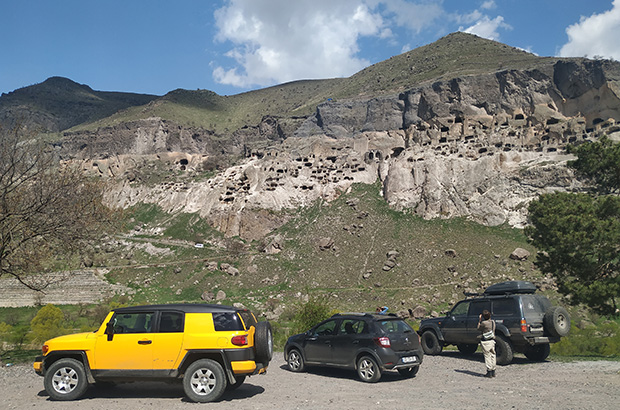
[526,137,620,316]
[567,136,620,194]
[0,124,115,290]
[527,193,620,314]
[30,304,65,344]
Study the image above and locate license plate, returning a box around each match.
[402,356,416,363]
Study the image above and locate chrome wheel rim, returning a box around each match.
[359,359,375,380]
[288,351,301,370]
[557,314,567,329]
[190,368,217,395]
[51,367,79,394]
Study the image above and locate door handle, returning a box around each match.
[138,340,152,345]
[352,340,360,344]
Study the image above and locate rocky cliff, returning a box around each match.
[9,35,620,240]
[92,58,620,239]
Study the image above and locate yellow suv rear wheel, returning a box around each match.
[183,359,227,402]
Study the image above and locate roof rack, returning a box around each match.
[484,280,537,295]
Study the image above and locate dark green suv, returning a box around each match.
[418,281,570,365]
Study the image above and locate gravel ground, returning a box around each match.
[2,352,619,409]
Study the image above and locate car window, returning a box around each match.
[238,311,257,329]
[492,299,516,316]
[451,301,470,316]
[377,319,414,334]
[159,311,184,333]
[212,312,244,331]
[313,320,337,336]
[521,295,551,313]
[469,300,491,317]
[112,312,154,334]
[339,319,367,335]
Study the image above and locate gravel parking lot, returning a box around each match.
[2,352,619,409]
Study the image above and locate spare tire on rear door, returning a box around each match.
[254,321,273,364]
[544,306,571,337]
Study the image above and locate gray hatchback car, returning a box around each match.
[284,312,423,382]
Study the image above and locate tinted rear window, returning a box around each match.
[377,319,414,334]
[492,298,517,316]
[238,311,257,329]
[521,295,551,314]
[212,312,244,331]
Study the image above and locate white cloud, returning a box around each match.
[212,0,385,88]
[462,15,511,41]
[211,0,444,88]
[480,1,496,10]
[559,0,620,60]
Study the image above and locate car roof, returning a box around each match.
[112,303,244,314]
[331,312,402,321]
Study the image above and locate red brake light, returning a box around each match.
[42,344,49,355]
[231,335,248,346]
[520,319,528,333]
[374,337,391,348]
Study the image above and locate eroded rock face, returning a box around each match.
[91,60,620,238]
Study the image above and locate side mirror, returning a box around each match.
[105,322,114,341]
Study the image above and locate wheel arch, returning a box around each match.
[284,343,306,361]
[42,351,95,384]
[354,349,383,370]
[418,324,445,342]
[495,323,511,339]
[178,350,236,385]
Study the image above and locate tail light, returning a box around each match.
[374,337,391,348]
[520,318,528,333]
[231,335,248,346]
[42,344,49,355]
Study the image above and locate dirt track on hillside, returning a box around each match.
[2,352,619,409]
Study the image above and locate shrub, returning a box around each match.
[29,304,65,344]
[291,296,332,335]
[551,320,620,357]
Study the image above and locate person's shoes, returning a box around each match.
[484,371,492,378]
[491,370,496,377]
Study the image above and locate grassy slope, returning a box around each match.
[100,183,539,315]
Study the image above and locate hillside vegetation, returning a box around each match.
[96,183,543,316]
[68,32,549,134]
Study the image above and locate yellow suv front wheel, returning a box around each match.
[43,358,89,401]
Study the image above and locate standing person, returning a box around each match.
[477,309,496,378]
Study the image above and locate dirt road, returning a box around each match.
[2,352,619,409]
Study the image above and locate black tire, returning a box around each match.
[254,321,273,364]
[524,343,550,362]
[457,343,478,355]
[183,359,227,403]
[286,348,305,372]
[495,336,514,365]
[421,330,443,355]
[226,375,246,391]
[44,358,89,401]
[397,366,419,378]
[357,355,381,383]
[544,306,571,337]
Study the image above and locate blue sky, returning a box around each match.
[1,0,619,97]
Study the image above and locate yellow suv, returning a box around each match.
[33,304,273,402]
